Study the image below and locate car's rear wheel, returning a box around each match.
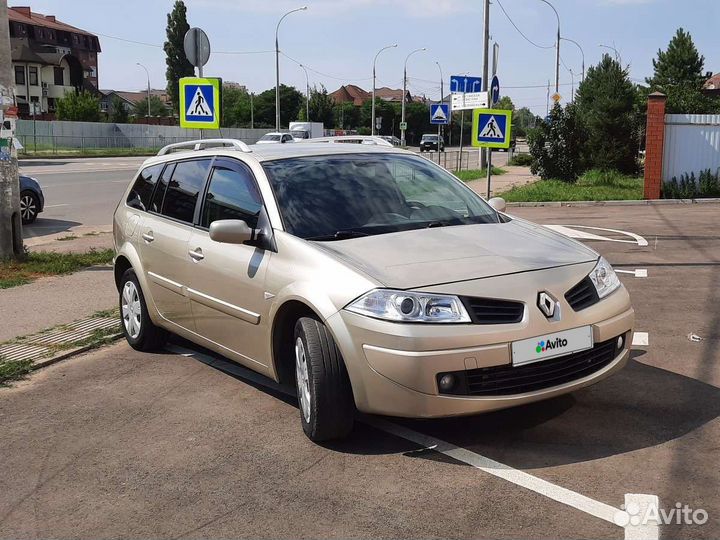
[20,190,39,224]
[294,317,355,441]
[119,268,167,351]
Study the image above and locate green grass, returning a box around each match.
[56,235,78,242]
[0,248,114,289]
[0,359,33,387]
[19,147,158,158]
[501,169,644,202]
[454,167,507,182]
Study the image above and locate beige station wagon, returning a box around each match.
[113,138,634,441]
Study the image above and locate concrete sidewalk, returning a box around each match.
[466,165,539,198]
[0,266,117,342]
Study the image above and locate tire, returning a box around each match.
[119,268,167,352]
[20,190,40,224]
[294,317,355,441]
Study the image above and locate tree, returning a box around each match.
[56,90,101,122]
[334,102,359,130]
[513,107,537,138]
[576,54,639,173]
[496,96,515,111]
[298,84,335,126]
[164,0,194,117]
[221,84,252,127]
[252,85,303,128]
[109,96,129,123]
[132,96,169,117]
[645,28,717,114]
[528,103,585,182]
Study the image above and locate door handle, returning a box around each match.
[188,248,204,261]
[141,231,154,242]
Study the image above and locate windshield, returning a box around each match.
[422,135,438,141]
[263,153,499,240]
[260,134,281,142]
[290,130,309,139]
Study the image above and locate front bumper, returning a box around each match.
[325,266,634,418]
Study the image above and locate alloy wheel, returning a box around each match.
[20,194,36,222]
[295,337,311,423]
[121,281,142,339]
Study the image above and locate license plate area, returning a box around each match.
[511,326,593,367]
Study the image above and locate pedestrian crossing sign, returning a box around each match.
[471,108,512,149]
[179,77,221,129]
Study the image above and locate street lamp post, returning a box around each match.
[136,62,151,118]
[299,63,310,121]
[401,47,426,147]
[538,0,560,93]
[599,44,622,65]
[371,43,397,136]
[435,61,443,154]
[561,37,585,81]
[275,6,307,132]
[569,69,575,102]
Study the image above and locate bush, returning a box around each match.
[528,103,586,183]
[664,169,720,199]
[509,153,533,166]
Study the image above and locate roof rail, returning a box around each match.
[297,135,394,147]
[157,138,252,156]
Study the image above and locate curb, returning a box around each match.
[31,333,123,370]
[506,198,720,207]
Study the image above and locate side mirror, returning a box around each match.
[488,197,506,213]
[209,219,254,245]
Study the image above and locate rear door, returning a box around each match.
[185,157,273,369]
[139,158,212,332]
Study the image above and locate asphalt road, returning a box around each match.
[20,157,145,238]
[1,203,718,539]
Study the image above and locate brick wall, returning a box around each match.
[643,92,667,199]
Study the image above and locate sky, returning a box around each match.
[19,0,720,116]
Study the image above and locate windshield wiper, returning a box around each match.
[307,230,370,241]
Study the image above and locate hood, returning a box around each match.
[312,219,598,289]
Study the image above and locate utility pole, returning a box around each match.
[435,61,443,154]
[299,63,309,121]
[401,47,426,147]
[372,43,397,136]
[538,0,560,93]
[0,1,23,259]
[250,92,254,129]
[136,63,151,118]
[481,0,490,182]
[275,6,307,132]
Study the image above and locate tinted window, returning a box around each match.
[201,161,263,229]
[149,163,175,214]
[263,154,498,240]
[161,159,211,223]
[126,164,163,211]
[260,134,280,142]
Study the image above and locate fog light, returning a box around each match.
[439,374,455,392]
[617,335,624,350]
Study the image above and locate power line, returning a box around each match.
[93,30,274,55]
[495,0,554,50]
[280,51,372,82]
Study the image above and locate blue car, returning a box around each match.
[20,175,44,224]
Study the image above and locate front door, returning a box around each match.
[185,158,273,370]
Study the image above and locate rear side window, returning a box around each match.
[149,163,175,214]
[160,159,211,223]
[126,164,163,211]
[200,160,263,229]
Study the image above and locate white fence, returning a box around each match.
[15,120,269,151]
[663,114,720,180]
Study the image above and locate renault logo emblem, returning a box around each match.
[538,292,558,318]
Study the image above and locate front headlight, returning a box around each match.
[589,257,620,298]
[345,289,471,323]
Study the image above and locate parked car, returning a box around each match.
[114,138,634,443]
[20,175,44,224]
[256,132,295,144]
[419,133,444,152]
[380,135,401,146]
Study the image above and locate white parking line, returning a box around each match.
[616,269,648,278]
[632,332,649,347]
[43,204,69,208]
[545,225,649,247]
[170,343,659,539]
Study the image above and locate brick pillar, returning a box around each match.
[643,92,667,199]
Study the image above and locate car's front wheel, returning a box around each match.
[20,190,40,224]
[119,268,167,351]
[294,317,355,441]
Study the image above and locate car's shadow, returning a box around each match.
[174,340,720,469]
[23,218,82,238]
[19,160,71,167]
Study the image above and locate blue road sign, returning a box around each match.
[472,109,512,149]
[490,75,500,105]
[450,75,482,94]
[430,103,450,125]
[179,77,221,129]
